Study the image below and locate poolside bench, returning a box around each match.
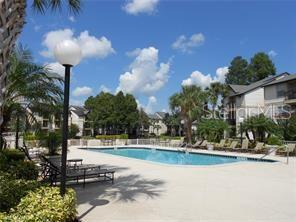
[40,155,115,187]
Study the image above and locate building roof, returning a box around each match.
[148,112,166,120]
[229,72,290,96]
[70,105,88,117]
[263,73,296,86]
[155,112,166,119]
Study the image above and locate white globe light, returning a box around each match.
[54,40,82,66]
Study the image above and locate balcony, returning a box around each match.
[284,90,296,104]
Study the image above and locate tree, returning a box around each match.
[242,114,280,142]
[137,108,150,137]
[0,45,63,149]
[170,85,207,144]
[32,0,81,14]
[248,52,276,83]
[206,82,227,113]
[197,119,229,142]
[163,113,181,136]
[277,114,296,141]
[225,56,250,85]
[0,0,81,129]
[85,91,139,136]
[69,124,79,139]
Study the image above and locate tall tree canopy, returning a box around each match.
[225,56,250,85]
[84,91,139,136]
[170,85,207,144]
[226,53,276,85]
[248,52,276,83]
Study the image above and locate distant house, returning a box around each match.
[69,106,92,136]
[31,106,92,137]
[223,72,296,136]
[148,112,168,136]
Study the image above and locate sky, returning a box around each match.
[20,0,296,113]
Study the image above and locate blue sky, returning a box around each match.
[21,0,296,113]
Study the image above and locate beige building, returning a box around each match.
[33,106,92,137]
[224,72,296,136]
[148,112,168,136]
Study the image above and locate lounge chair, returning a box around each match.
[276,144,296,156]
[40,155,115,187]
[214,139,226,150]
[197,140,208,149]
[249,142,265,154]
[224,141,238,152]
[192,140,202,148]
[233,139,248,152]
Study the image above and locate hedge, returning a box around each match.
[0,173,40,212]
[5,187,77,222]
[95,134,128,140]
[0,150,38,180]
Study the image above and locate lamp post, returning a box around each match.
[238,117,244,146]
[54,40,81,196]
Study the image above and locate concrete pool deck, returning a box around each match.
[68,146,296,222]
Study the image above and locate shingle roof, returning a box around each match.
[229,72,290,96]
[70,105,88,117]
[155,112,166,119]
[263,74,296,86]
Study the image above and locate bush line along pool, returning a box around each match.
[82,147,276,166]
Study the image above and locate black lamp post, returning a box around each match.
[54,40,81,196]
[239,117,244,146]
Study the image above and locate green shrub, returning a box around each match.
[267,135,283,146]
[159,135,181,140]
[0,149,25,162]
[8,161,39,180]
[7,187,77,222]
[95,134,128,140]
[0,173,40,212]
[0,150,38,180]
[43,131,62,155]
[23,133,37,141]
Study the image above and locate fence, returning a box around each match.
[68,138,183,147]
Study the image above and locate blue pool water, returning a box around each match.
[86,147,275,166]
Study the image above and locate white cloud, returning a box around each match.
[34,25,41,32]
[46,62,65,77]
[182,66,228,88]
[126,48,142,57]
[172,33,205,53]
[40,29,115,60]
[145,96,157,114]
[123,0,159,15]
[268,50,277,58]
[117,46,170,95]
[72,86,93,97]
[68,16,76,22]
[99,85,111,93]
[70,99,84,106]
[215,66,229,83]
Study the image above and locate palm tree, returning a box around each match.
[0,45,63,149]
[0,0,81,130]
[32,0,81,14]
[206,82,227,113]
[242,114,280,142]
[170,85,207,144]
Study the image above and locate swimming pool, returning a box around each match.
[85,147,276,166]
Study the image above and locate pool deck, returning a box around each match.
[69,145,296,222]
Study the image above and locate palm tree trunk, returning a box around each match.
[186,120,193,144]
[15,115,20,149]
